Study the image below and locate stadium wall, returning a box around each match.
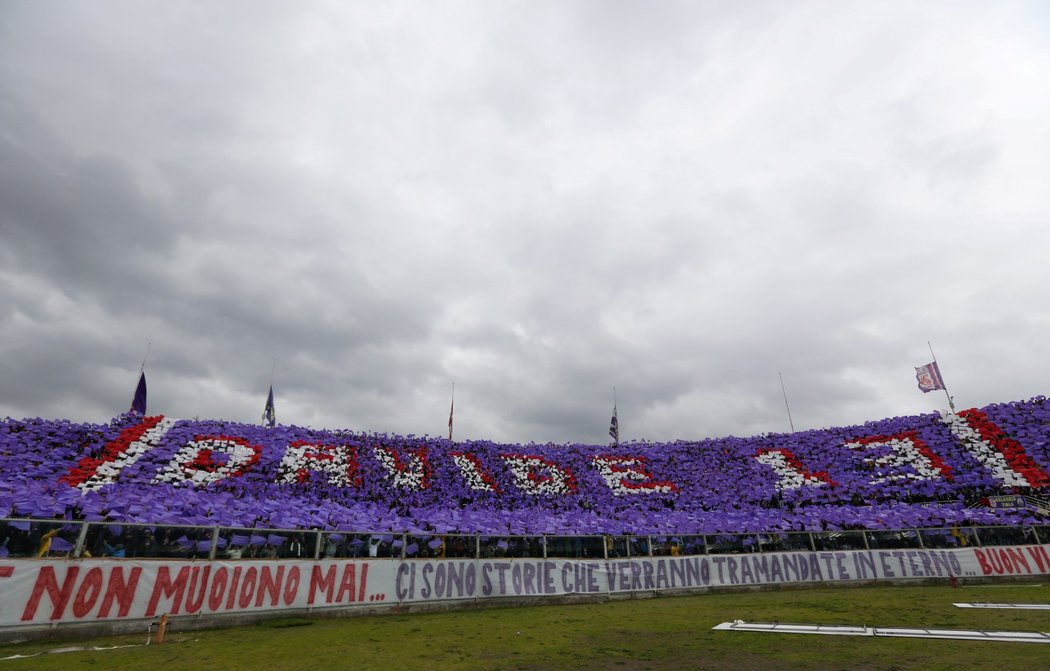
[3,543,1049,643]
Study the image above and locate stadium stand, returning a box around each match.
[1,396,1048,561]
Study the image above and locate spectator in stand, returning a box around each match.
[141,531,162,557]
[283,534,309,559]
[324,535,339,558]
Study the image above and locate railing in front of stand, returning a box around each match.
[2,517,1046,562]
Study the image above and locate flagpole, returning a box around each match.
[927,341,956,413]
[778,372,795,433]
[612,386,619,447]
[139,341,151,375]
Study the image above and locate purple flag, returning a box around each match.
[130,371,147,414]
[50,537,74,552]
[915,361,945,393]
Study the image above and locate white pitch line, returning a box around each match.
[0,644,143,661]
[954,603,1050,610]
[713,621,1050,643]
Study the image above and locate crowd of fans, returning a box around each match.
[1,396,1048,559]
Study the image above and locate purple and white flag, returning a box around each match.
[915,361,945,393]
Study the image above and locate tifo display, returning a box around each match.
[1,397,1048,535]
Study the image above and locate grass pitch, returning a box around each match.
[2,584,1048,670]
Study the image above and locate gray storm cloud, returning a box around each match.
[1,1,1047,443]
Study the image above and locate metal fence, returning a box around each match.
[1,517,1046,562]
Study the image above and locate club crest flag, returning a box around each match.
[915,361,945,393]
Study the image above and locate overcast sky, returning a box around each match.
[1,1,1047,445]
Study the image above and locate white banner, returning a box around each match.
[2,545,1049,628]
[1,560,396,627]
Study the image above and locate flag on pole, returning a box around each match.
[263,385,276,428]
[130,372,147,415]
[915,361,945,393]
[609,404,619,445]
[448,397,454,440]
